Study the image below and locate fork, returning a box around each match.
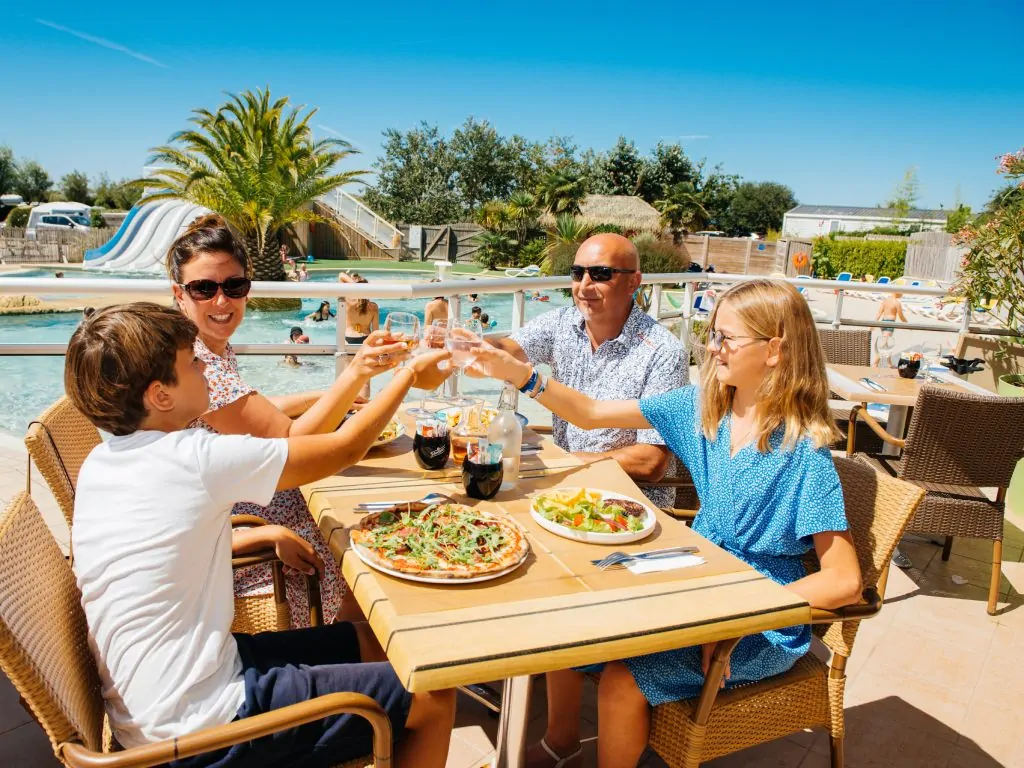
[354,492,453,511]
[591,546,699,570]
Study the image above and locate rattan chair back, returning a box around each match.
[901,386,1024,489]
[0,492,106,754]
[818,328,871,366]
[814,458,925,656]
[24,397,102,529]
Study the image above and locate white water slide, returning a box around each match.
[85,200,210,273]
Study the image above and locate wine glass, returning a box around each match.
[874,334,895,369]
[446,319,484,407]
[408,319,449,418]
[383,311,420,354]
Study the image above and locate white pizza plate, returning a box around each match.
[371,420,407,448]
[349,541,529,584]
[530,487,657,545]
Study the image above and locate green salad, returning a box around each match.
[532,489,648,534]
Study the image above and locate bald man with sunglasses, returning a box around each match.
[488,233,686,509]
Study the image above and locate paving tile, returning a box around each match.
[958,698,1024,767]
[887,591,999,649]
[0,722,61,767]
[841,707,953,768]
[946,744,1006,768]
[843,670,968,740]
[0,673,33,736]
[927,551,1009,595]
[703,737,809,767]
[866,626,988,697]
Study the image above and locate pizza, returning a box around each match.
[350,502,529,579]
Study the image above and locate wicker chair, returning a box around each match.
[0,492,388,768]
[23,396,321,633]
[846,386,1024,614]
[647,457,925,768]
[818,328,872,367]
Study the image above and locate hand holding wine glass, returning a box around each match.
[384,311,421,355]
[447,319,484,369]
[350,330,409,378]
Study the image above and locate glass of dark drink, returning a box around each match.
[462,460,503,500]
[413,418,450,470]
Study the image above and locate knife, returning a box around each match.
[860,377,887,392]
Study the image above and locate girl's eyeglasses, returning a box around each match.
[178,277,252,301]
[569,265,636,282]
[707,329,770,350]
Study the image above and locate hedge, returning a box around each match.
[811,236,906,280]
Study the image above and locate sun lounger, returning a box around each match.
[504,264,540,278]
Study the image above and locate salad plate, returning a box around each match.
[530,487,657,544]
[371,418,406,447]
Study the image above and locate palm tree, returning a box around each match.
[505,191,540,246]
[541,214,593,275]
[142,88,365,280]
[536,171,586,216]
[655,182,710,245]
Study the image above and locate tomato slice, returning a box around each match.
[572,513,584,527]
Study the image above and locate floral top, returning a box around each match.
[191,338,344,627]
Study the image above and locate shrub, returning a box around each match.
[513,238,546,269]
[590,223,624,235]
[90,209,107,228]
[632,233,686,274]
[811,237,906,280]
[5,206,30,228]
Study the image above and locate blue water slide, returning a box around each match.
[84,203,154,264]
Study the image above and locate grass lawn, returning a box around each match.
[306,259,493,275]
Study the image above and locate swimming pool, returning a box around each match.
[0,268,567,436]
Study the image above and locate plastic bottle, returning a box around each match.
[488,385,522,491]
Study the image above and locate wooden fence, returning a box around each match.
[401,224,484,263]
[0,228,113,265]
[904,231,967,283]
[676,235,787,275]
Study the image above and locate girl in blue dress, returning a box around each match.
[473,279,863,768]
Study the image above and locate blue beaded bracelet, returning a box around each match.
[519,369,538,394]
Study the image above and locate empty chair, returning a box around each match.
[848,386,1024,613]
[818,328,871,367]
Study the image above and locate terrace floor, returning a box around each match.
[2,436,1023,767]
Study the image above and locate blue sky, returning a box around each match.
[2,1,1021,210]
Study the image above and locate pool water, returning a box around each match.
[0,269,567,435]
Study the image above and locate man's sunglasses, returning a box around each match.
[178,276,252,301]
[569,265,637,282]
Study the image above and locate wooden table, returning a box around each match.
[301,412,811,767]
[827,363,995,455]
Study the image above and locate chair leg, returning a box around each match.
[941,536,953,561]
[829,735,844,768]
[827,653,848,768]
[877,562,890,600]
[988,540,1003,616]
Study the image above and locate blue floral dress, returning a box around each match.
[618,385,848,706]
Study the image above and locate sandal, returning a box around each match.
[537,738,582,767]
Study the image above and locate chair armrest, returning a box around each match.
[530,425,553,435]
[60,692,392,768]
[808,587,882,624]
[660,507,697,523]
[847,404,905,456]
[636,480,696,489]
[232,549,279,570]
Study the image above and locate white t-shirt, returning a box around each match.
[72,428,288,747]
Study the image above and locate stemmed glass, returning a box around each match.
[383,311,420,354]
[408,319,448,418]
[446,319,484,407]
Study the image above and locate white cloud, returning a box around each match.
[35,19,168,69]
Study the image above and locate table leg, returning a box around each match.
[494,675,532,768]
[882,405,908,457]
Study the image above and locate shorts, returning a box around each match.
[345,335,369,345]
[168,623,411,768]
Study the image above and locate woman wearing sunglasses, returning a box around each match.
[471,279,861,767]
[168,215,442,626]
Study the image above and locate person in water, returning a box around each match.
[307,301,335,322]
[338,272,380,399]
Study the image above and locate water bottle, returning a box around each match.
[487,385,522,491]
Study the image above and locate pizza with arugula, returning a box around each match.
[350,502,529,579]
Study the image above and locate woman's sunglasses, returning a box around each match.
[569,265,636,282]
[178,277,252,301]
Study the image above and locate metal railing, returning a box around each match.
[0,273,1009,367]
[317,190,403,250]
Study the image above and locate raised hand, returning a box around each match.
[465,344,531,387]
[270,525,324,577]
[408,348,452,391]
[350,330,410,378]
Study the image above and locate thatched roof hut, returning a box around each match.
[540,194,663,233]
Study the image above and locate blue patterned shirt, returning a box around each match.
[512,304,687,508]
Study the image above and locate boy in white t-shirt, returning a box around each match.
[66,303,455,767]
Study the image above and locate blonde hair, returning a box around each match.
[699,279,840,451]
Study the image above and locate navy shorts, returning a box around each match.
[169,622,412,768]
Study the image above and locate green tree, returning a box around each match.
[362,123,462,225]
[722,181,797,236]
[505,191,540,246]
[15,161,53,202]
[887,166,920,225]
[0,146,18,196]
[655,182,710,244]
[542,214,593,275]
[693,161,741,231]
[60,170,93,204]
[536,170,586,216]
[592,137,643,196]
[944,203,973,233]
[6,206,30,228]
[450,117,520,212]
[143,87,364,281]
[636,141,696,204]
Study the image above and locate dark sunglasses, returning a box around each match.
[569,265,636,282]
[178,276,252,301]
